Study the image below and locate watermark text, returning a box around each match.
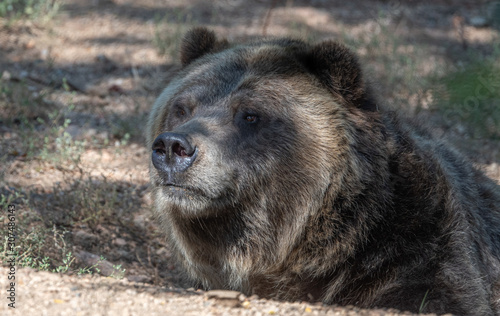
[6,204,16,308]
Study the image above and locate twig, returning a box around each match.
[262,0,279,36]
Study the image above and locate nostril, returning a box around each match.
[152,140,167,156]
[172,142,188,158]
[153,147,166,155]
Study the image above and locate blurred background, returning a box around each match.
[0,0,499,288]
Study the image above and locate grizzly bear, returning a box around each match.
[147,27,500,315]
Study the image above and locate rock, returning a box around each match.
[205,290,242,300]
[113,238,127,247]
[205,290,243,308]
[133,214,146,230]
[75,251,115,277]
[127,274,151,283]
[1,70,11,81]
[73,230,99,249]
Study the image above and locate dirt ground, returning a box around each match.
[0,266,440,316]
[0,0,499,315]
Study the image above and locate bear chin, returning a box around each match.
[153,186,210,214]
[153,184,237,218]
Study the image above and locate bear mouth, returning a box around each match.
[161,183,208,198]
[157,182,216,214]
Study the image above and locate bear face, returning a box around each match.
[148,28,377,212]
[147,27,381,261]
[147,28,500,315]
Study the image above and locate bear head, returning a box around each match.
[147,27,383,290]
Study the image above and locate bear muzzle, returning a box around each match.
[151,132,198,181]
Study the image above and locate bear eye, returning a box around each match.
[175,106,187,118]
[244,114,259,123]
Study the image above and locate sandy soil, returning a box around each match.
[0,267,438,316]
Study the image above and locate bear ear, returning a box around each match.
[306,41,376,111]
[180,27,229,66]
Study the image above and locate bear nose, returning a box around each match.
[151,132,198,173]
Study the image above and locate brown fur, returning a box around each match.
[147,27,500,315]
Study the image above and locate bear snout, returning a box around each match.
[151,132,198,176]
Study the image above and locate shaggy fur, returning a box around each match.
[147,27,500,315]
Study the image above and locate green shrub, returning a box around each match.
[432,55,500,139]
[0,0,61,22]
